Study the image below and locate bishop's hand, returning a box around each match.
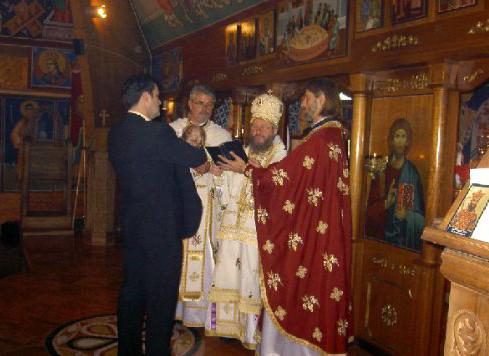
[217,151,247,173]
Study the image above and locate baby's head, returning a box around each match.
[182,124,206,147]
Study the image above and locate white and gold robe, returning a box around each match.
[205,139,287,349]
[171,117,231,327]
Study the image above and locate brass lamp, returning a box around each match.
[364,153,388,179]
[87,4,108,19]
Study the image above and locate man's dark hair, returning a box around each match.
[122,74,158,110]
[304,78,342,117]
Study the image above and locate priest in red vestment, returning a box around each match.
[219,78,353,355]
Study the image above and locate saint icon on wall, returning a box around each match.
[31,47,75,89]
[239,17,256,61]
[366,118,425,251]
[356,0,382,32]
[257,11,275,56]
[438,0,476,13]
[3,97,70,190]
[392,0,426,24]
[225,24,238,64]
[9,100,41,181]
[152,47,182,93]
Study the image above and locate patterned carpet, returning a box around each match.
[45,314,204,355]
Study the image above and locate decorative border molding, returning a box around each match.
[468,19,489,35]
[212,72,228,82]
[241,65,264,76]
[371,34,419,53]
[381,304,398,327]
[463,68,485,83]
[375,72,429,93]
[371,256,417,277]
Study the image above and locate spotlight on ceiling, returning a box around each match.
[339,92,352,101]
[88,4,108,19]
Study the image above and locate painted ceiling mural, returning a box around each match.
[0,0,73,42]
[130,0,264,49]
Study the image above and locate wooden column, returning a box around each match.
[349,73,370,242]
[415,63,458,356]
[425,63,458,225]
[85,128,115,245]
[425,90,448,225]
[349,73,370,334]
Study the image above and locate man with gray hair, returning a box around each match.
[171,84,231,145]
[170,84,232,329]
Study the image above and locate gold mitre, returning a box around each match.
[250,91,283,126]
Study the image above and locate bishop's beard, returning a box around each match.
[248,134,275,153]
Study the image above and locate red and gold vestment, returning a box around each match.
[249,120,353,355]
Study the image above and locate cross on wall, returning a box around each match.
[99,110,110,127]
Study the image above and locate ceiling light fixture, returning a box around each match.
[88,4,108,19]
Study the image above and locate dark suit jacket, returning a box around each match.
[108,113,207,258]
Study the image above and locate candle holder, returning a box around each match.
[476,133,489,158]
[365,154,389,179]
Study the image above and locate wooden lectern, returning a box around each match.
[21,141,73,236]
[422,152,489,355]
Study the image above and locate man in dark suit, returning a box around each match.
[108,74,207,355]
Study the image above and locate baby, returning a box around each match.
[181,124,222,177]
[181,124,206,148]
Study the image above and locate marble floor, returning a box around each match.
[0,234,370,356]
[0,235,255,355]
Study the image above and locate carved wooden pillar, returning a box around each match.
[421,64,459,264]
[349,73,370,242]
[426,63,458,225]
[349,73,371,334]
[414,63,459,356]
[85,128,115,245]
[426,86,447,221]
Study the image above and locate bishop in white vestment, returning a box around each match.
[205,93,287,349]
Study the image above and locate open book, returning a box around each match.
[206,140,248,164]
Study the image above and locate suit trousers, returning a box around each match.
[117,241,182,356]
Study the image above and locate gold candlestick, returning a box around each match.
[364,154,389,179]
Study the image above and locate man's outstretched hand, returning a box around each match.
[194,161,210,175]
[217,151,261,173]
